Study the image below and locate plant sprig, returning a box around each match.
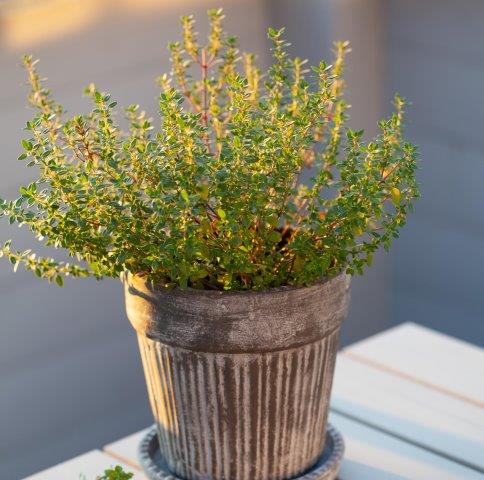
[0,10,418,290]
[95,465,133,480]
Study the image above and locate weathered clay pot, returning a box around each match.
[124,272,351,480]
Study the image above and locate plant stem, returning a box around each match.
[201,49,208,127]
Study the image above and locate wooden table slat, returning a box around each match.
[332,354,484,472]
[330,412,483,480]
[104,428,150,472]
[344,322,484,408]
[23,450,146,480]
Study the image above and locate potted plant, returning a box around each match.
[0,9,418,480]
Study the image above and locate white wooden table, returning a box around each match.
[25,323,484,479]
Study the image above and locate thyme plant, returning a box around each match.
[0,9,418,290]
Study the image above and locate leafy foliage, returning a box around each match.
[96,465,133,480]
[0,9,418,290]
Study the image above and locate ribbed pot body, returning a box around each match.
[124,273,351,480]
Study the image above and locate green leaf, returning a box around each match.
[180,189,189,203]
[217,208,226,221]
[55,275,64,287]
[21,139,32,150]
[267,230,282,243]
[391,187,401,206]
[267,214,279,227]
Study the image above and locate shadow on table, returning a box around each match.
[338,460,408,480]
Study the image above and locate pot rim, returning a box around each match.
[123,270,350,353]
[121,269,346,298]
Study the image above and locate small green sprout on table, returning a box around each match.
[96,465,133,479]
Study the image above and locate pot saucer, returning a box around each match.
[138,423,344,480]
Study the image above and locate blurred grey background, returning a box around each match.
[0,0,483,477]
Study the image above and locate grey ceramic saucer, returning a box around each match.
[139,423,344,480]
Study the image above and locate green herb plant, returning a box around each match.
[96,466,133,480]
[0,9,418,290]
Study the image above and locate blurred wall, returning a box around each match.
[385,0,484,345]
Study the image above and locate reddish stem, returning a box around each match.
[201,49,208,127]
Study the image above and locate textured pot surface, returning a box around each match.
[124,273,351,480]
